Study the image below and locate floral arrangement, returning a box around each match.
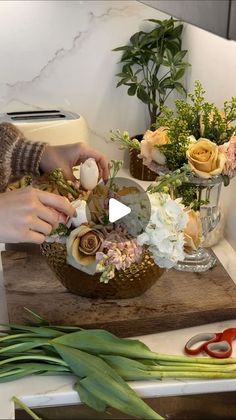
[49,160,202,281]
[111,81,236,209]
[9,156,202,283]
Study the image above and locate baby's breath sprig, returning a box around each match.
[108,159,123,190]
[110,129,141,151]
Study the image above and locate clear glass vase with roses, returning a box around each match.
[111,81,236,272]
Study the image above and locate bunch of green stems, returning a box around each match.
[1,311,236,420]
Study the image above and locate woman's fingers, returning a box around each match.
[36,189,75,217]
[98,156,109,181]
[37,205,68,229]
[29,217,52,236]
[26,231,46,244]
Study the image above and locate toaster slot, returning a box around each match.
[7,110,60,115]
[0,109,79,122]
[6,110,67,121]
[10,114,66,120]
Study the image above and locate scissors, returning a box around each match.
[184,328,236,358]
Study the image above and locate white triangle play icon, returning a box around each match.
[109,198,131,223]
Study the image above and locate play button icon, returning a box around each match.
[108,198,131,223]
[86,176,151,240]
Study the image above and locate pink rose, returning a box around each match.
[219,135,236,176]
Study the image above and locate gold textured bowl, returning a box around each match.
[41,242,164,299]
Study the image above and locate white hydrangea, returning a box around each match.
[137,193,188,269]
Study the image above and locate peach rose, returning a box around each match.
[187,138,226,179]
[184,209,202,251]
[66,225,104,274]
[140,127,170,166]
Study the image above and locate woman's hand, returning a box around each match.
[39,143,109,182]
[0,187,75,244]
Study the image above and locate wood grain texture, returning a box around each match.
[2,250,236,337]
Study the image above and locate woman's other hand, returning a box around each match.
[39,143,109,182]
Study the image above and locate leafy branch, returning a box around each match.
[113,18,190,126]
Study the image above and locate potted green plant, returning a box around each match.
[113,17,190,180]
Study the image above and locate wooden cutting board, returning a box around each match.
[2,250,236,337]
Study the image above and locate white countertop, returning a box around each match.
[0,238,236,419]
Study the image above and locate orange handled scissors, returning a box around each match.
[185,328,236,358]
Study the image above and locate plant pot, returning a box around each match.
[129,134,157,181]
[41,242,165,299]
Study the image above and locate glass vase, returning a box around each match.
[175,175,223,272]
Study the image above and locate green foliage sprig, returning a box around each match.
[147,166,210,210]
[110,130,141,151]
[147,166,190,195]
[155,81,236,171]
[50,223,71,237]
[113,18,190,126]
[50,169,80,199]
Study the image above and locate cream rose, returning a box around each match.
[140,127,170,166]
[187,138,226,179]
[66,225,104,274]
[184,209,202,251]
[80,158,99,190]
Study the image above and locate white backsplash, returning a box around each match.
[1,0,236,249]
[181,22,236,250]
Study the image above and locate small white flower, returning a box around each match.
[68,199,91,228]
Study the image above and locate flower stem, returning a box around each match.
[152,353,236,365]
[12,396,42,420]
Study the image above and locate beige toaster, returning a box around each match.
[0,109,89,145]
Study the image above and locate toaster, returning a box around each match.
[0,109,89,145]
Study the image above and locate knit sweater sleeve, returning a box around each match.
[0,122,46,192]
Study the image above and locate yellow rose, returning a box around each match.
[184,209,202,251]
[66,225,104,274]
[140,127,170,165]
[187,138,226,179]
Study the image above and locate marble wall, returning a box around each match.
[0,0,171,161]
[1,0,236,249]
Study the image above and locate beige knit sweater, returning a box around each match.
[0,122,46,192]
